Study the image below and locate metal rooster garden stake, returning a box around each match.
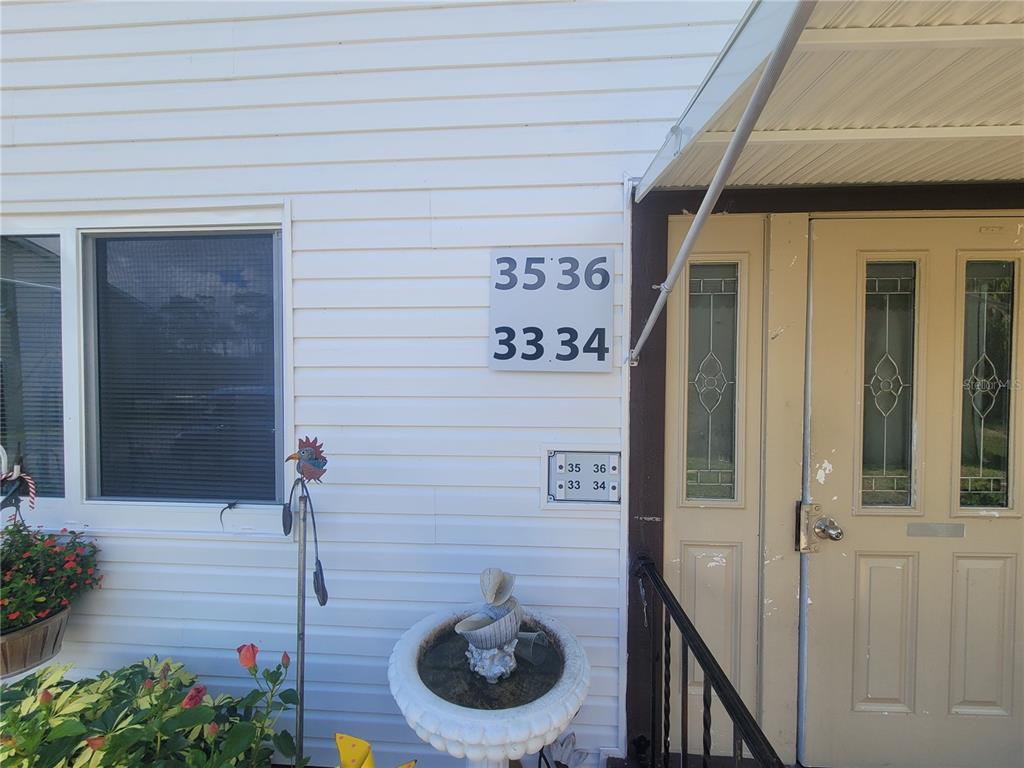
[286,436,328,483]
[284,436,329,764]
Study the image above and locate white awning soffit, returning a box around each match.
[637,0,1024,199]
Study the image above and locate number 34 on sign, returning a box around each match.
[488,248,615,372]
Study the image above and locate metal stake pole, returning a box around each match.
[295,492,308,764]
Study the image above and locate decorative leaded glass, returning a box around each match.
[960,261,1015,507]
[685,263,738,499]
[861,262,916,506]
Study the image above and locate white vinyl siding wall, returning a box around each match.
[0,3,743,766]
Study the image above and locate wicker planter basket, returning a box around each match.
[0,608,70,677]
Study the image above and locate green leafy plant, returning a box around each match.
[0,645,306,768]
[1,515,101,633]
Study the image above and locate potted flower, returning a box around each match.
[0,516,101,676]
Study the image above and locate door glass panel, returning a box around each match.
[960,260,1015,507]
[685,263,738,500]
[861,262,916,506]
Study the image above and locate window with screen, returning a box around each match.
[0,235,64,497]
[87,232,280,503]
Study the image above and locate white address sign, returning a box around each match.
[488,248,614,372]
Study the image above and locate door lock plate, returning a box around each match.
[796,502,823,553]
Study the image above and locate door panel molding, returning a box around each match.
[949,553,1017,716]
[852,552,919,713]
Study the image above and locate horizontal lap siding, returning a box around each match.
[0,2,739,766]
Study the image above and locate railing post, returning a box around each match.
[680,637,688,766]
[663,605,671,768]
[702,677,711,768]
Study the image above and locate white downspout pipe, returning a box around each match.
[627,0,817,365]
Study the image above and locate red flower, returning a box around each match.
[43,537,55,547]
[6,612,19,621]
[181,684,207,709]
[206,722,220,737]
[38,689,53,704]
[87,568,94,575]
[142,679,154,690]
[84,736,105,750]
[36,609,51,619]
[281,650,291,669]
[69,583,78,590]
[59,528,68,534]
[48,567,56,573]
[60,598,69,607]
[75,546,85,555]
[63,560,77,570]
[21,552,30,559]
[236,643,259,670]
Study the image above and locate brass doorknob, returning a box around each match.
[813,517,844,541]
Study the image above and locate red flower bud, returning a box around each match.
[236,643,259,670]
[206,722,220,737]
[6,612,20,621]
[85,736,105,750]
[38,689,53,704]
[36,609,51,619]
[60,598,69,607]
[281,650,291,669]
[181,684,207,709]
[142,679,154,690]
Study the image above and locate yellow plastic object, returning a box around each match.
[336,733,416,768]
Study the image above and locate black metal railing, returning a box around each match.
[633,555,784,768]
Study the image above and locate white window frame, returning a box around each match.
[1,204,294,538]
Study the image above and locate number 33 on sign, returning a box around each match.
[488,248,615,372]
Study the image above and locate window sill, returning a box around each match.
[14,497,289,541]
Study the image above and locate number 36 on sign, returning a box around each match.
[489,248,614,372]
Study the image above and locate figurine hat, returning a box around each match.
[480,568,515,606]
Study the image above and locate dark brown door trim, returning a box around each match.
[624,182,1023,768]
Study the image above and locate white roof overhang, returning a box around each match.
[636,0,1024,200]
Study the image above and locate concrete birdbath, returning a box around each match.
[388,570,590,768]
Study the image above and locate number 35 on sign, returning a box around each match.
[489,248,614,372]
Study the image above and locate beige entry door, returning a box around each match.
[664,215,764,752]
[806,217,1024,768]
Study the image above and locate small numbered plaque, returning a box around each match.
[489,248,614,372]
[548,451,621,503]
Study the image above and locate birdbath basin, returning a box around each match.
[388,607,590,768]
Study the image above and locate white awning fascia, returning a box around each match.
[635,0,803,202]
